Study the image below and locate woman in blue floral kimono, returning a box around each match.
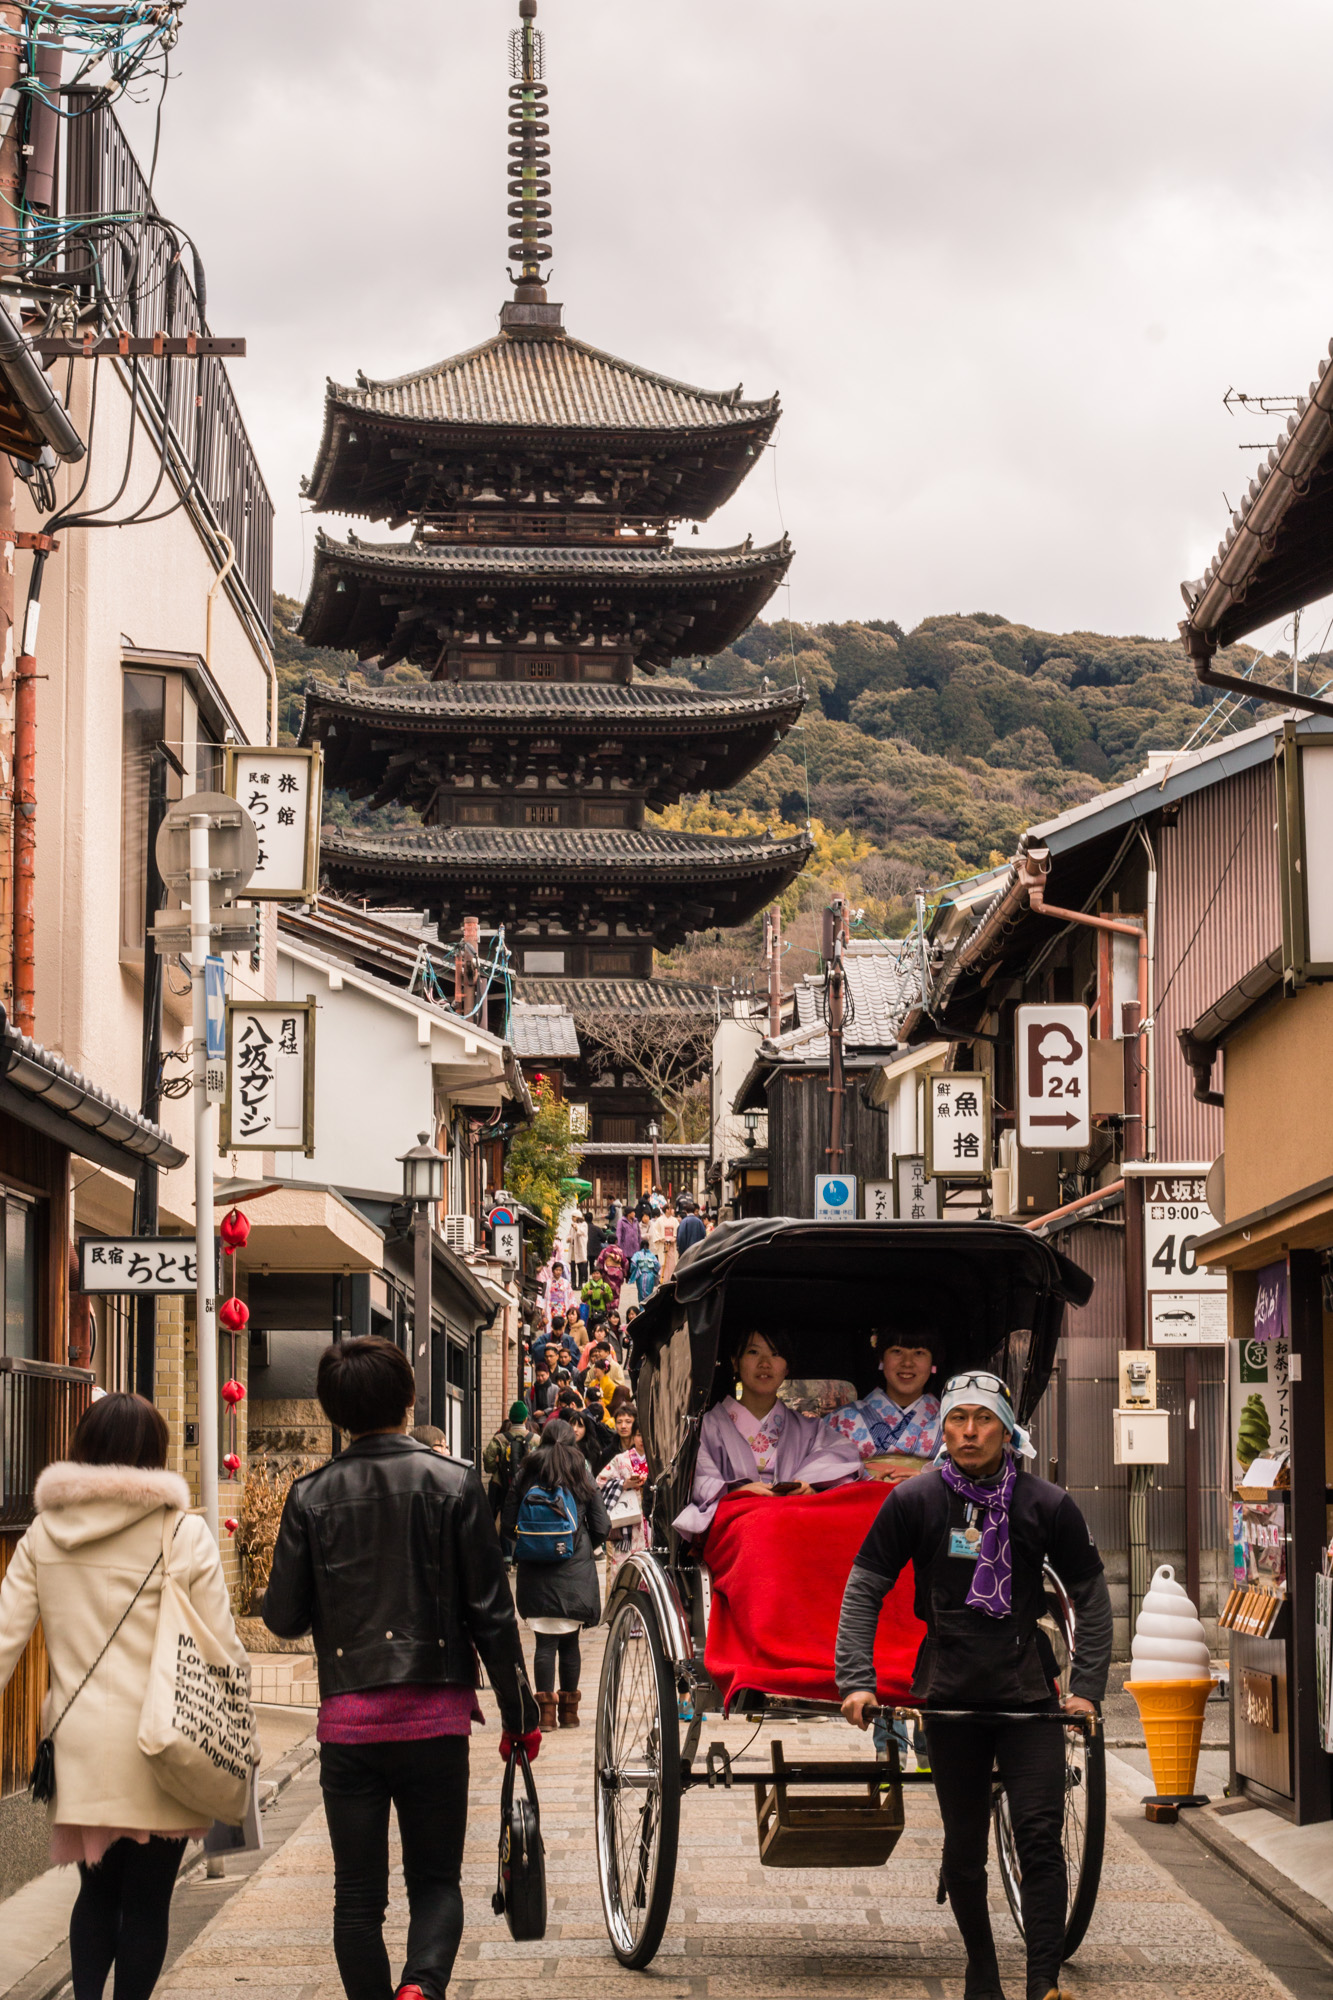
[822,1335,942,1476]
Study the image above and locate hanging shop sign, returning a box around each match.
[78,1236,216,1294]
[223,745,323,902]
[924,1073,990,1183]
[1228,1335,1291,1489]
[1253,1261,1290,1344]
[1015,1003,1091,1151]
[814,1174,857,1221]
[491,1222,522,1267]
[221,998,316,1154]
[1139,1168,1226,1346]
[1275,722,1333,986]
[890,1154,941,1220]
[864,1177,893,1221]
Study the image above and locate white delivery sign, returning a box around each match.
[1016,1004,1091,1151]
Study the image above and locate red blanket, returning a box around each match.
[701,1482,926,1710]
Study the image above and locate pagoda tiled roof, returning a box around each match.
[319,823,809,875]
[515,976,718,1012]
[508,1001,582,1060]
[331,331,777,435]
[299,532,792,673]
[298,673,804,730]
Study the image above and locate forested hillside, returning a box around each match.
[271,594,1270,956]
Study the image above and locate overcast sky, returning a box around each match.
[127,0,1333,652]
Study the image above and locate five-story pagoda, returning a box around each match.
[297,0,809,985]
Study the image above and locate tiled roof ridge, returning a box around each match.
[315,528,791,566]
[318,823,813,869]
[328,329,779,422]
[299,671,805,724]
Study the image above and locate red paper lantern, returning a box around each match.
[221,1378,246,1406]
[223,1518,238,1536]
[219,1296,250,1332]
[223,1452,240,1475]
[220,1208,251,1254]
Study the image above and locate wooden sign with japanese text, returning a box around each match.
[78,1236,212,1294]
[224,746,323,901]
[221,998,316,1154]
[924,1074,990,1184]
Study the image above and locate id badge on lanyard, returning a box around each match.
[948,1502,982,1561]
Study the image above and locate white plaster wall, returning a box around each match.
[711,1011,765,1166]
[274,955,434,1198]
[15,359,275,1227]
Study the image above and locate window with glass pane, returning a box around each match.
[3,1194,36,1359]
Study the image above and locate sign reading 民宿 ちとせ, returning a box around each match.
[221,999,316,1155]
[223,746,323,902]
[77,1236,212,1294]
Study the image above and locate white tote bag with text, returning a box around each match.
[137,1512,255,1825]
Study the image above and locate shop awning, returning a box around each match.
[218,1178,384,1273]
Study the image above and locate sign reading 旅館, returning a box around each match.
[224,746,322,902]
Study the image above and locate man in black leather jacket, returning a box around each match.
[264,1335,538,2000]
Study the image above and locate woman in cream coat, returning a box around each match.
[0,1392,250,2000]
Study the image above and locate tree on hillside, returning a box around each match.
[575,1010,715,1143]
[502,1079,581,1251]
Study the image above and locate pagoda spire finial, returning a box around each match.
[502,0,562,331]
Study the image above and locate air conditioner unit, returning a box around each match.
[442,1214,475,1253]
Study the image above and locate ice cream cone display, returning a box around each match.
[1124,1564,1216,1801]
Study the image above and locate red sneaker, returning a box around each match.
[395,1988,428,2000]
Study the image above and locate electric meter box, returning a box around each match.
[1112,1407,1171,1466]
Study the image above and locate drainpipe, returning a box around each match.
[13,544,54,1038]
[1136,825,1158,1162]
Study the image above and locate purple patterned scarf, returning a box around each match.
[939,1453,1015,1618]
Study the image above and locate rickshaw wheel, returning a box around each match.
[991,1718,1106,1958]
[595,1592,681,1968]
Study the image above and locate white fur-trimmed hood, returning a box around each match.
[34,1462,191,1549]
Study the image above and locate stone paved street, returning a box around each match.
[146,1625,1333,2000]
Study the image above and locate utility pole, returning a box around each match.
[766,904,782,1039]
[0,3,22,1017]
[133,743,182,1396]
[824,897,848,1175]
[189,811,219,1543]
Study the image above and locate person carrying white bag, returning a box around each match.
[0,1392,254,2000]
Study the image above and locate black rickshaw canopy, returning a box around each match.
[628,1218,1094,1537]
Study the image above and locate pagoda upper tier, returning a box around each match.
[299,529,792,674]
[298,675,806,817]
[302,325,780,531]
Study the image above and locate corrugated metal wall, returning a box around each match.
[1155,758,1280,1162]
[1027,1215,1228,1556]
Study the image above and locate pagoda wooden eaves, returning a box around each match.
[298,531,793,674]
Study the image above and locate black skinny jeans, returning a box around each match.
[70,1834,185,2000]
[533,1628,581,1692]
[925,1711,1068,2000]
[320,1735,469,2000]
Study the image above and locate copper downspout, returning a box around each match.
[13,546,50,1038]
[1023,1178,1125,1233]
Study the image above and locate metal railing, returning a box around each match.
[62,94,273,634]
[0,1357,94,1529]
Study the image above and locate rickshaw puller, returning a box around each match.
[836,1373,1112,2000]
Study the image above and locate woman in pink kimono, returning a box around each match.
[673,1329,863,1538]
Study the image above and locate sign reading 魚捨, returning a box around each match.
[924,1073,990,1184]
[224,746,323,902]
[221,999,316,1154]
[814,1174,857,1221]
[1015,1003,1091,1151]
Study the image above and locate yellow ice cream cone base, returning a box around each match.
[1124,1678,1215,1798]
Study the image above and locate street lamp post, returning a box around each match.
[399,1130,446,1425]
[647,1117,661,1192]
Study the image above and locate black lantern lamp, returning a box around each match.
[743,1108,759,1149]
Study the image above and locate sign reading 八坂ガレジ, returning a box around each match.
[1016,1003,1091,1150]
[814,1174,857,1221]
[224,746,323,901]
[78,1236,203,1294]
[924,1074,990,1183]
[891,1155,941,1220]
[1142,1169,1226,1345]
[221,999,316,1154]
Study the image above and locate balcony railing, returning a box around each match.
[62,94,274,636]
[1,1357,94,1530]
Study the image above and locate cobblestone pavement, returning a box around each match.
[153,1626,1333,2000]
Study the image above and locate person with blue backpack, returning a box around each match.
[501,1418,611,1732]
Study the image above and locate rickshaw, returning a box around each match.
[594,1217,1103,1970]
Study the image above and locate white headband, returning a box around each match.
[938,1376,1037,1460]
